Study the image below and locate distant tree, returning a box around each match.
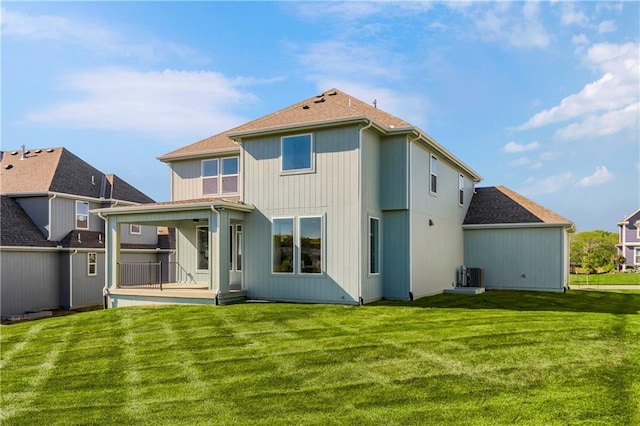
[570,230,618,273]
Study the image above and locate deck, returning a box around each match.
[107,284,247,307]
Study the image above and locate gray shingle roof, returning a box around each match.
[464,186,572,225]
[0,195,55,247]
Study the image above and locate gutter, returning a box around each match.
[358,119,373,305]
[462,222,576,230]
[92,200,254,216]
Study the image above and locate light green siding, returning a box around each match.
[170,159,203,201]
[242,126,361,304]
[361,129,382,302]
[409,142,469,298]
[380,135,408,210]
[382,210,410,299]
[463,227,568,291]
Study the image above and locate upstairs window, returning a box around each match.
[130,224,141,235]
[430,155,438,195]
[88,252,97,276]
[76,201,89,229]
[459,174,465,205]
[202,157,239,195]
[282,134,313,172]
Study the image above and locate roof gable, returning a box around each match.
[464,186,572,226]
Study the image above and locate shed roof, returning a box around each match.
[464,186,572,226]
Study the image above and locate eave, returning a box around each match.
[158,147,241,163]
[463,222,575,231]
[91,199,255,216]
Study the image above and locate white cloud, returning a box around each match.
[509,157,531,167]
[519,42,639,139]
[519,173,574,196]
[571,34,589,45]
[554,102,639,141]
[469,2,551,48]
[598,20,617,34]
[576,166,614,187]
[560,2,590,27]
[0,8,198,61]
[503,141,540,153]
[25,68,278,138]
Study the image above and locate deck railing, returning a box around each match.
[118,262,195,290]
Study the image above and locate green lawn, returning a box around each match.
[570,272,640,285]
[2,291,639,425]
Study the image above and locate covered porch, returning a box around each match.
[93,198,254,307]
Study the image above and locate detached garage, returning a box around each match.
[463,186,574,292]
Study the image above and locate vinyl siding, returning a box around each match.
[0,250,60,315]
[382,210,410,299]
[15,197,49,237]
[380,135,408,210]
[242,126,360,304]
[464,227,567,291]
[119,223,158,245]
[50,197,103,241]
[409,142,469,298]
[170,155,241,201]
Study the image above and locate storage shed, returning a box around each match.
[463,186,574,292]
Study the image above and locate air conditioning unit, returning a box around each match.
[466,267,485,288]
[458,265,467,287]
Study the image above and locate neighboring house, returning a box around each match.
[0,147,174,317]
[617,208,640,270]
[95,88,574,308]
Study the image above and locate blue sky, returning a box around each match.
[2,1,638,232]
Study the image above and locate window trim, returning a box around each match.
[76,201,89,230]
[369,216,380,276]
[458,174,465,206]
[298,215,324,275]
[87,252,97,276]
[201,156,239,196]
[130,224,141,235]
[196,226,209,272]
[272,217,295,275]
[635,247,640,266]
[280,133,314,174]
[430,155,438,196]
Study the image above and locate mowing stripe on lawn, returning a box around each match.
[119,311,148,422]
[0,322,44,370]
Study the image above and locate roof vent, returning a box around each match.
[10,151,18,155]
[77,233,82,243]
[20,145,26,160]
[328,91,337,96]
[316,92,324,98]
[372,99,377,108]
[314,97,325,104]
[46,148,54,153]
[302,105,310,110]
[4,164,13,170]
[91,175,96,185]
[35,149,42,153]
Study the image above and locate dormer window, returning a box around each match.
[202,157,239,196]
[76,201,89,229]
[281,134,313,173]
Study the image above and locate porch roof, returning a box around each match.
[91,197,254,216]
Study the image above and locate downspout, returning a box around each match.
[69,249,78,308]
[96,211,109,307]
[47,193,57,240]
[211,206,220,304]
[358,120,373,305]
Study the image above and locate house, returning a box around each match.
[95,88,574,308]
[617,208,640,270]
[0,147,174,317]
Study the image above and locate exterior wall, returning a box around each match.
[50,196,104,241]
[382,210,410,299]
[464,227,568,292]
[15,197,49,237]
[380,135,408,210]
[409,142,472,299]
[119,223,158,245]
[62,251,106,308]
[0,250,60,316]
[170,154,241,202]
[242,126,360,304]
[176,221,212,284]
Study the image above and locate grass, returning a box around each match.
[1,290,639,425]
[570,271,640,286]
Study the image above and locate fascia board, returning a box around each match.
[463,222,574,230]
[226,116,375,140]
[158,147,241,163]
[92,201,255,216]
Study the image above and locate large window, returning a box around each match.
[76,201,89,229]
[430,155,438,195]
[197,227,209,270]
[299,217,322,274]
[202,157,239,195]
[88,252,97,276]
[272,218,294,273]
[459,174,465,205]
[282,134,313,172]
[369,217,380,275]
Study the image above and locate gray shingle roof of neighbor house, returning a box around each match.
[464,186,573,226]
[0,147,154,204]
[158,88,481,181]
[0,195,56,247]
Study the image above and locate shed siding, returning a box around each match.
[0,251,60,316]
[380,135,409,210]
[409,142,469,298]
[382,210,410,299]
[242,126,360,303]
[464,227,566,291]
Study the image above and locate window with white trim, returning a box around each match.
[636,221,640,239]
[272,218,294,273]
[281,134,313,172]
[196,226,209,270]
[130,224,141,235]
[430,155,438,195]
[458,174,465,205]
[76,201,89,229]
[88,252,97,276]
[202,157,239,196]
[635,248,640,265]
[369,217,380,275]
[299,216,322,274]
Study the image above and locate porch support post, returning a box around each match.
[106,216,121,290]
[214,208,231,294]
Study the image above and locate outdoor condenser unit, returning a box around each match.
[458,265,467,287]
[466,267,485,288]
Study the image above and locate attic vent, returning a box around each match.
[314,97,325,104]
[302,105,310,110]
[4,164,13,170]
[46,148,54,153]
